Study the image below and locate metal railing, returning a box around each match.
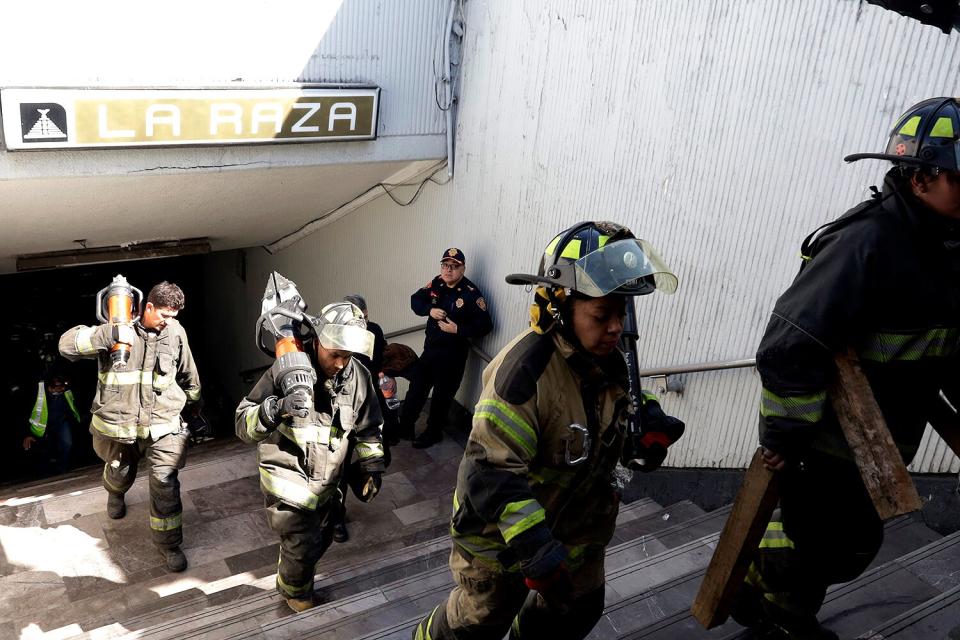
[637,357,756,395]
[636,358,756,378]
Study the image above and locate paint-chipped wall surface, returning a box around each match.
[207,0,960,472]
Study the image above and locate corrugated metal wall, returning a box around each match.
[208,0,960,473]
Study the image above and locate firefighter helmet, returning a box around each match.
[505,221,678,297]
[845,97,960,171]
[307,302,374,359]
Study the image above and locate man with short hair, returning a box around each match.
[59,281,201,572]
[400,248,493,448]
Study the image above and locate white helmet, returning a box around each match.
[309,302,375,359]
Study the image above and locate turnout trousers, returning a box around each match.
[413,546,606,640]
[92,430,189,548]
[744,451,884,622]
[266,497,337,599]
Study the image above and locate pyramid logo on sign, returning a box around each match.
[24,109,65,139]
[19,102,68,143]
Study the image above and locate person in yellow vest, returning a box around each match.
[23,373,82,475]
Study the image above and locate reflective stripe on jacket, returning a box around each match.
[58,320,202,443]
[235,358,385,511]
[450,329,630,575]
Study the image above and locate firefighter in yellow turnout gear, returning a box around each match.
[413,222,683,640]
[235,300,385,613]
[59,281,201,572]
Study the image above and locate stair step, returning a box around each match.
[60,497,663,639]
[855,583,960,639]
[615,522,958,639]
[251,503,731,640]
[592,515,933,638]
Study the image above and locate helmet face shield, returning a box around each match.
[572,238,678,297]
[308,302,375,359]
[318,324,375,359]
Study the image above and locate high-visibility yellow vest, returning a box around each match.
[28,382,81,438]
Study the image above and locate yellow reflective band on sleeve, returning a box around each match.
[641,390,659,403]
[259,468,318,510]
[76,327,97,355]
[185,388,201,402]
[860,328,960,363]
[758,520,795,550]
[931,116,955,138]
[498,498,546,543]
[355,441,384,460]
[759,388,826,423]
[899,115,922,136]
[149,512,182,532]
[475,399,537,457]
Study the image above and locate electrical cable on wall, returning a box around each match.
[264,160,449,254]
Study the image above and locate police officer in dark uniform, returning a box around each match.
[401,248,493,448]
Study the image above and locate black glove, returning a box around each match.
[348,469,382,502]
[261,391,312,427]
[183,410,211,441]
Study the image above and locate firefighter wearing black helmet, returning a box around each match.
[413,221,684,640]
[731,98,960,640]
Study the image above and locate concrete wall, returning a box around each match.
[206,0,960,473]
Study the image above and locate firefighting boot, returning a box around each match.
[332,521,349,543]
[758,601,839,640]
[106,493,126,519]
[285,594,318,613]
[160,546,188,572]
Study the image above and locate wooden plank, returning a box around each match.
[831,349,923,520]
[928,393,960,458]
[690,448,779,629]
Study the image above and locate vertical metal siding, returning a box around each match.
[208,0,960,473]
[298,0,447,135]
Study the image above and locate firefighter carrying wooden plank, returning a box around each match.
[733,97,960,639]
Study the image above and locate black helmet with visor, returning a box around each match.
[506,221,678,297]
[844,97,960,172]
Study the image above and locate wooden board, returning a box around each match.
[692,349,925,629]
[690,448,779,629]
[831,349,923,520]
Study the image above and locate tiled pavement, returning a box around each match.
[0,416,465,640]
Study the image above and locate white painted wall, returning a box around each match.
[206,0,960,472]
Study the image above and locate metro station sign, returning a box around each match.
[0,86,380,150]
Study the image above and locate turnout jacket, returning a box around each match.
[451,329,634,577]
[758,171,960,463]
[235,358,385,511]
[59,320,201,443]
[411,275,493,353]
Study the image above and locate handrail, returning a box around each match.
[383,323,428,340]
[636,358,756,378]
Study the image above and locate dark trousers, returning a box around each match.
[92,430,190,548]
[33,419,74,475]
[400,348,468,439]
[266,498,336,598]
[744,451,884,619]
[413,547,605,640]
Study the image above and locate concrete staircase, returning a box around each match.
[4,434,959,640]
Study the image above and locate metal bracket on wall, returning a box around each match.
[649,374,685,396]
